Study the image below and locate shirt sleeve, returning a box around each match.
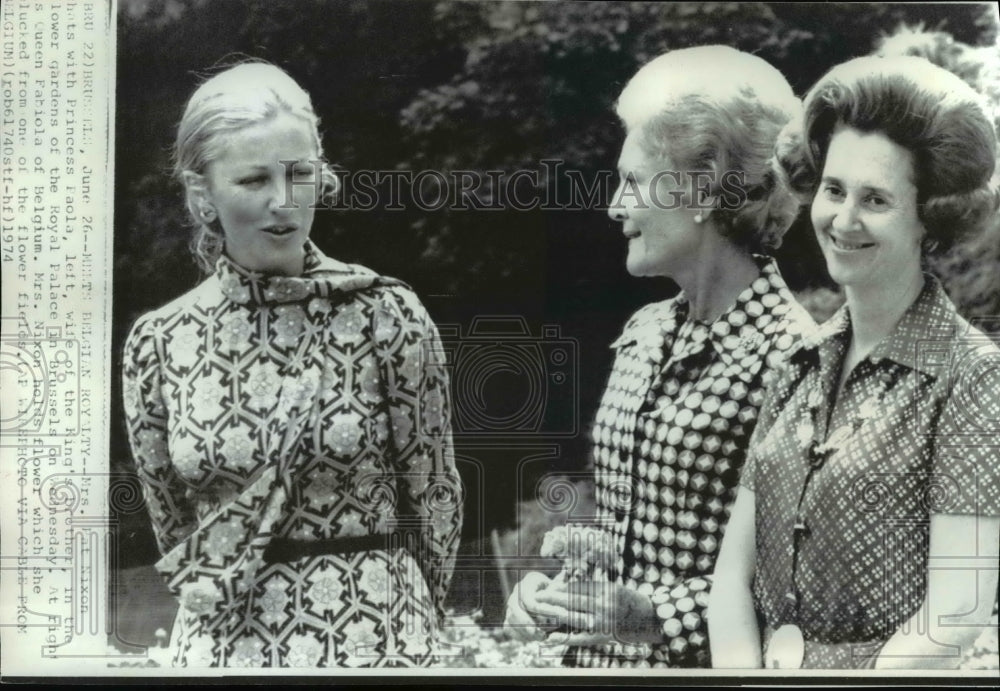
[121,316,198,555]
[374,287,462,623]
[648,575,713,665]
[931,340,1000,516]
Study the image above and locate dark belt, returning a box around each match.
[263,534,397,563]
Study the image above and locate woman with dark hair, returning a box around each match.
[503,45,814,668]
[122,61,462,667]
[709,55,1000,670]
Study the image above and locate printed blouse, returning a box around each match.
[742,276,1000,668]
[122,242,462,666]
[572,256,814,668]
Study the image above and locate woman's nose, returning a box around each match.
[268,179,290,213]
[831,201,859,232]
[607,203,628,222]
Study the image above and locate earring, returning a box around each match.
[694,212,704,223]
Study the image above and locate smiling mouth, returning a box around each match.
[262,225,298,236]
[830,234,875,251]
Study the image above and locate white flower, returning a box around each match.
[306,568,345,612]
[331,304,367,345]
[258,578,290,627]
[190,374,227,422]
[203,517,243,564]
[244,361,281,411]
[285,633,323,667]
[177,577,223,616]
[231,633,266,667]
[341,619,379,667]
[165,320,202,371]
[358,559,390,604]
[302,467,339,507]
[219,425,257,471]
[325,411,364,456]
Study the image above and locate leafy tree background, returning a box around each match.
[111,0,999,632]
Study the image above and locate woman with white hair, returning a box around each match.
[122,61,462,667]
[503,45,814,668]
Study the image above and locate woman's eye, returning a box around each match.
[864,195,888,209]
[822,184,844,199]
[291,168,315,183]
[238,175,267,187]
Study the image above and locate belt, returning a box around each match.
[262,534,398,563]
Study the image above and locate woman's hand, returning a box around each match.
[533,580,661,647]
[503,571,562,642]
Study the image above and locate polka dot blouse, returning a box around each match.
[742,276,1000,668]
[570,256,814,668]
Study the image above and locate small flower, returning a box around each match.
[264,277,309,303]
[302,468,339,507]
[191,374,227,421]
[342,619,379,667]
[258,579,290,627]
[358,560,390,603]
[220,313,253,349]
[285,633,323,667]
[331,304,367,344]
[178,577,223,616]
[221,275,251,305]
[203,517,244,564]
[219,426,257,471]
[540,526,569,560]
[231,633,266,667]
[244,362,281,411]
[166,320,202,371]
[272,305,306,348]
[325,411,364,456]
[307,297,331,318]
[540,524,616,582]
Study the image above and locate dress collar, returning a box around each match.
[610,256,798,378]
[791,274,962,377]
[215,241,401,306]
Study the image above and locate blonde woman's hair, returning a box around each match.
[173,60,338,273]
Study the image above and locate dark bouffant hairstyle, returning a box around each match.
[778,55,999,254]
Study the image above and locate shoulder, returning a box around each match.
[131,277,222,329]
[612,295,683,347]
[329,264,438,338]
[124,277,221,347]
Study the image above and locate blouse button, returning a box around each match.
[793,515,809,535]
[784,591,798,606]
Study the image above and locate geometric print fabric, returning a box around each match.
[742,275,1000,669]
[573,257,814,668]
[122,242,461,666]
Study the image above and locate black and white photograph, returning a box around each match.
[1,0,999,681]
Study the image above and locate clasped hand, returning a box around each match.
[503,571,661,647]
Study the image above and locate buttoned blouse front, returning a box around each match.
[742,276,1000,667]
[573,257,814,668]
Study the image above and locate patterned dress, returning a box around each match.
[122,242,462,667]
[742,275,1000,668]
[573,257,814,667]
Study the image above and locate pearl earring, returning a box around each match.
[694,213,704,223]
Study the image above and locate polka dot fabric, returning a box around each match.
[742,276,1000,669]
[571,257,814,668]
